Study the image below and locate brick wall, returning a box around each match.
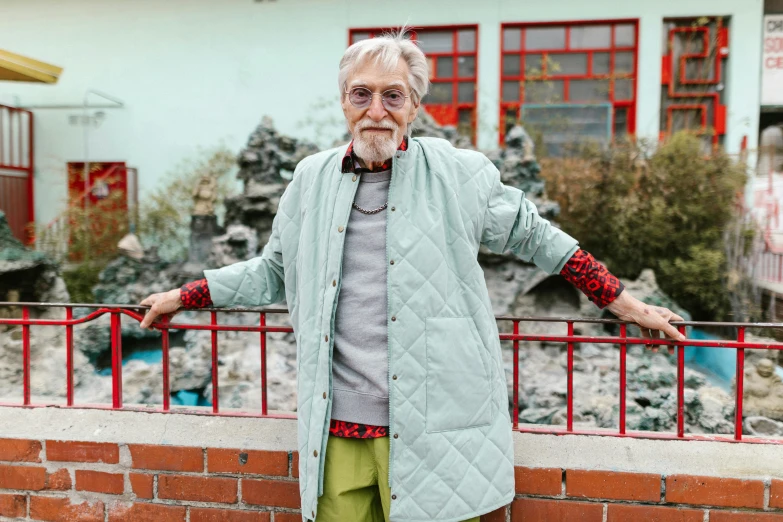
[1,436,782,522]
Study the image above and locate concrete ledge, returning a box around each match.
[0,406,298,451]
[514,431,783,480]
[2,406,782,480]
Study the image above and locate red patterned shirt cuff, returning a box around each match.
[180,279,213,309]
[560,249,624,309]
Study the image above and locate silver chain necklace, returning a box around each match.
[352,202,388,215]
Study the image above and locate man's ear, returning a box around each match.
[407,99,420,125]
[341,93,350,118]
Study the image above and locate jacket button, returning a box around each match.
[324,335,329,342]
[390,260,394,265]
[391,316,396,322]
[338,226,344,233]
[392,494,397,500]
[313,450,318,457]
[332,279,336,287]
[392,374,397,380]
[352,175,357,182]
[323,392,327,399]
[391,206,396,211]
[393,433,399,438]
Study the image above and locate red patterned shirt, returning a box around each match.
[179,139,624,438]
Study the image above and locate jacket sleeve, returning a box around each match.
[480,162,579,275]
[202,169,302,308]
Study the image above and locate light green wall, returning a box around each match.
[0,0,765,225]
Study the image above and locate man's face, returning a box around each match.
[341,57,419,163]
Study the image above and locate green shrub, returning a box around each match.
[62,261,106,303]
[540,132,748,320]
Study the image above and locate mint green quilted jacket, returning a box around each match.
[204,137,578,522]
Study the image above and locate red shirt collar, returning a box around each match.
[341,136,408,173]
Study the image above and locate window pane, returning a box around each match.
[503,54,521,76]
[614,107,628,137]
[525,27,566,51]
[424,82,453,104]
[417,31,453,53]
[352,32,370,43]
[525,54,543,76]
[593,52,610,74]
[458,82,475,103]
[457,29,476,52]
[437,57,454,79]
[524,80,564,103]
[503,28,522,51]
[457,56,476,78]
[614,79,634,100]
[502,81,520,102]
[615,52,635,74]
[672,108,704,131]
[569,79,611,101]
[570,25,611,49]
[615,24,636,47]
[548,53,588,75]
[522,105,611,156]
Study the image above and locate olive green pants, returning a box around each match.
[317,435,481,522]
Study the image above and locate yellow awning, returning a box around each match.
[0,49,62,84]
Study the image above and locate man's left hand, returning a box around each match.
[606,291,686,353]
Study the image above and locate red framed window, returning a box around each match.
[500,20,639,154]
[349,25,479,142]
[660,17,729,150]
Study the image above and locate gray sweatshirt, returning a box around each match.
[331,168,391,426]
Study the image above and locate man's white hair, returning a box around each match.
[338,27,430,106]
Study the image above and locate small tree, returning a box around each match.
[541,132,748,320]
[137,147,237,262]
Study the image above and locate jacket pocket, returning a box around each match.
[425,317,493,433]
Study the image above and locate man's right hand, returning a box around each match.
[139,288,183,330]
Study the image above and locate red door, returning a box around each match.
[0,105,34,242]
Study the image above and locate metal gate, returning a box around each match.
[0,104,34,242]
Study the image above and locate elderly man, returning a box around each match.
[140,30,685,522]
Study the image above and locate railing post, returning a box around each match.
[110,312,123,409]
[676,325,686,438]
[567,321,574,433]
[22,306,30,406]
[66,307,73,406]
[513,320,519,430]
[619,323,627,435]
[260,312,268,416]
[211,311,219,413]
[735,327,745,441]
[161,315,170,411]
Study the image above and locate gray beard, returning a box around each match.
[353,130,399,164]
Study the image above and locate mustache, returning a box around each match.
[355,120,397,132]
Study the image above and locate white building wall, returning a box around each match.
[0,0,765,226]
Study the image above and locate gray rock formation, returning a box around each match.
[224,116,319,248]
[0,211,69,317]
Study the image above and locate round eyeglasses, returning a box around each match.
[345,87,410,111]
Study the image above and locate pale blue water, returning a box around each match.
[685,328,783,388]
[685,328,736,384]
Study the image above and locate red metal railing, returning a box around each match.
[2,303,783,444]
